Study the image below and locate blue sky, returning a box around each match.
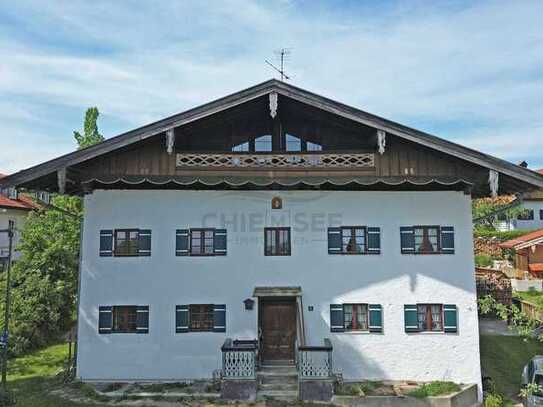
[1,0,542,173]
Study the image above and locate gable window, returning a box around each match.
[414,226,440,254]
[232,141,249,152]
[343,304,369,331]
[114,229,139,256]
[286,134,301,152]
[264,227,291,256]
[190,229,215,255]
[400,226,454,255]
[417,304,443,332]
[255,135,272,152]
[306,141,322,151]
[98,305,149,334]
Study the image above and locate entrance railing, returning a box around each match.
[297,338,333,379]
[221,338,258,380]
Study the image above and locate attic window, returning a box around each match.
[286,134,301,152]
[307,142,322,151]
[232,142,249,152]
[255,135,272,152]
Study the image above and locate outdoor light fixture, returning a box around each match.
[243,298,255,310]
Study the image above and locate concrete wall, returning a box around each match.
[511,279,543,292]
[513,200,543,230]
[77,190,481,391]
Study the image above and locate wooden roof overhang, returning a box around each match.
[80,174,473,192]
[2,79,543,197]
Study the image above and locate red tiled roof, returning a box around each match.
[537,169,543,175]
[529,263,543,273]
[500,229,543,249]
[0,193,41,211]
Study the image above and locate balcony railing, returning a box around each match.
[176,153,375,169]
[297,338,333,379]
[221,338,258,380]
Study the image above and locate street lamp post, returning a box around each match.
[1,220,14,390]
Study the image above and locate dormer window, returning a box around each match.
[255,135,272,152]
[232,142,249,152]
[307,141,322,151]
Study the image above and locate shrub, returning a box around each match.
[474,229,534,241]
[483,393,503,407]
[407,381,461,398]
[0,389,16,407]
[475,254,494,268]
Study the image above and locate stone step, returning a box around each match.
[259,374,298,385]
[259,366,298,375]
[257,389,298,400]
[258,383,298,391]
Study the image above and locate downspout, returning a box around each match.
[73,198,85,378]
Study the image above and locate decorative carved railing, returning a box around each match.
[176,153,375,169]
[297,338,333,379]
[221,338,258,380]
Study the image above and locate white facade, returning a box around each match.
[513,200,543,230]
[0,208,29,261]
[77,189,481,389]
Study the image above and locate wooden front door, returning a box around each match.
[260,300,297,362]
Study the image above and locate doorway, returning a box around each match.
[259,298,297,363]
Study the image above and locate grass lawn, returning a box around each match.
[480,333,543,400]
[5,343,110,407]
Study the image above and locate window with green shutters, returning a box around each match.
[99,229,152,257]
[175,304,226,333]
[330,303,383,333]
[98,305,149,334]
[404,304,457,333]
[175,228,227,256]
[400,226,454,254]
[328,226,381,254]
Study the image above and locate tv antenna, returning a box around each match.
[265,48,291,81]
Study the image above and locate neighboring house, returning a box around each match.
[0,173,40,269]
[2,79,543,397]
[500,229,543,279]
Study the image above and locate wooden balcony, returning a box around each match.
[176,152,375,170]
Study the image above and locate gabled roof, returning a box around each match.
[500,229,543,250]
[0,193,40,211]
[2,79,543,192]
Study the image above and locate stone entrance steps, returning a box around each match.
[257,364,298,400]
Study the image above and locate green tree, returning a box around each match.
[73,107,104,149]
[0,107,102,355]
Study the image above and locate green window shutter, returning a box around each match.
[328,228,342,254]
[98,306,112,334]
[330,304,345,332]
[213,304,226,332]
[213,229,227,256]
[138,230,152,257]
[176,229,189,256]
[400,227,415,254]
[443,304,458,333]
[404,304,419,333]
[99,230,113,257]
[440,227,455,254]
[176,305,189,333]
[368,304,383,333]
[136,306,149,334]
[367,227,381,254]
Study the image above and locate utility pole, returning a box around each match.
[1,220,14,390]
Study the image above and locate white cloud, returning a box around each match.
[1,0,543,173]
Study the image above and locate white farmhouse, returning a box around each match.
[3,80,543,401]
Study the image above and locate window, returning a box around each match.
[417,304,443,332]
[341,227,366,254]
[232,141,249,152]
[414,226,439,253]
[540,209,543,221]
[264,227,291,256]
[255,135,272,152]
[518,209,535,221]
[306,141,322,151]
[286,134,301,151]
[189,304,214,332]
[343,304,369,331]
[113,306,138,333]
[190,229,215,255]
[114,229,139,256]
